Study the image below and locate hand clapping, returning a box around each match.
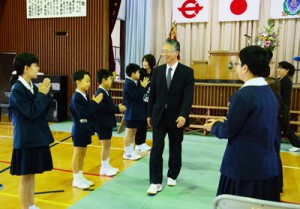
[203,117,226,131]
[38,78,51,95]
[92,93,103,104]
[118,103,126,113]
[140,77,150,88]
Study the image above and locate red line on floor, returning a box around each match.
[0,160,104,177]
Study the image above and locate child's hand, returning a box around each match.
[38,78,51,95]
[203,118,225,131]
[92,93,103,104]
[140,77,150,88]
[118,104,126,113]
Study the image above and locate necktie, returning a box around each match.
[166,68,172,89]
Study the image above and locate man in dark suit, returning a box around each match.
[146,39,194,195]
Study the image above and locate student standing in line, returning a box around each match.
[204,46,280,201]
[93,69,126,176]
[123,64,150,160]
[70,70,103,189]
[277,61,300,152]
[135,54,156,152]
[8,53,54,209]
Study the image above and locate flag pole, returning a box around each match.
[156,21,178,67]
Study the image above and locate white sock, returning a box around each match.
[125,145,131,154]
[107,158,111,167]
[28,205,36,209]
[78,170,85,179]
[130,143,134,152]
[102,159,109,168]
[73,172,81,180]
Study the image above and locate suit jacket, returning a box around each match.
[92,88,120,129]
[279,76,292,108]
[211,85,279,180]
[69,92,99,138]
[8,80,54,149]
[123,78,147,121]
[147,63,194,128]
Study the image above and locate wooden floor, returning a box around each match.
[1,119,300,208]
[0,120,149,209]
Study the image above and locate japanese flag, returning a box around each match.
[173,0,209,23]
[218,0,261,22]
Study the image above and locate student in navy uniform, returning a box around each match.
[70,70,103,189]
[93,69,126,176]
[8,53,54,209]
[134,54,156,152]
[277,61,300,152]
[204,45,280,201]
[123,64,150,160]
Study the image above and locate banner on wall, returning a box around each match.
[172,0,209,23]
[218,0,260,22]
[26,0,86,19]
[270,0,300,19]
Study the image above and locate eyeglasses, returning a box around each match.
[161,50,176,54]
[233,62,242,67]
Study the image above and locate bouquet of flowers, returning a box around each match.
[255,19,280,52]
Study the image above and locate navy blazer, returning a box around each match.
[92,88,120,129]
[8,80,54,149]
[69,92,99,138]
[147,63,194,128]
[123,78,147,121]
[211,85,279,180]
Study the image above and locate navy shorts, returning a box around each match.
[125,120,143,129]
[72,136,92,147]
[96,128,112,140]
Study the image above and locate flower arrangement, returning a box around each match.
[255,19,280,52]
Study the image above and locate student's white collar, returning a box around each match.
[18,76,34,94]
[241,77,268,88]
[76,89,87,100]
[99,85,109,96]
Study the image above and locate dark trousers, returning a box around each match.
[149,113,183,184]
[135,119,147,145]
[283,127,300,147]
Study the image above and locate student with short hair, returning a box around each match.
[93,69,126,176]
[70,70,103,189]
[204,46,280,201]
[123,63,150,160]
[277,61,300,152]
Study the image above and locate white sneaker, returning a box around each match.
[72,178,90,189]
[147,184,162,195]
[135,143,151,152]
[123,151,142,160]
[289,147,300,152]
[108,164,119,173]
[29,206,40,209]
[81,176,94,186]
[100,167,118,177]
[167,177,176,186]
